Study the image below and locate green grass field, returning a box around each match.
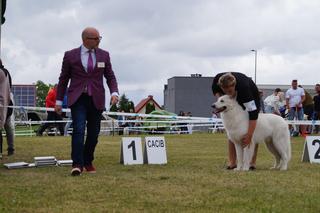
[0,133,319,213]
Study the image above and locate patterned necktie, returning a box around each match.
[87,50,94,95]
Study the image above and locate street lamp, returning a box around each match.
[251,49,257,83]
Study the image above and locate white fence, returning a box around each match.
[3,105,320,136]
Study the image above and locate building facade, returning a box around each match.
[164,75,215,117]
[135,95,162,114]
[12,84,37,107]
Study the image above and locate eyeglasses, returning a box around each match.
[86,36,102,41]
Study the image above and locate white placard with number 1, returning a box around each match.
[120,137,143,165]
[301,136,320,163]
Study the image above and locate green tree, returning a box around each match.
[109,104,118,119]
[128,101,135,112]
[119,94,129,112]
[145,102,155,114]
[109,104,118,112]
[36,80,50,107]
[115,94,135,114]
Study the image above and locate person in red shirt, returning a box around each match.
[36,85,64,136]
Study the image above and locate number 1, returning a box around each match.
[128,141,137,160]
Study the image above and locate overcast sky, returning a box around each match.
[2,0,320,106]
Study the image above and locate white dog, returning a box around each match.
[212,95,291,171]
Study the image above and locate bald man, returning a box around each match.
[55,27,119,176]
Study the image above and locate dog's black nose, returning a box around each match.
[211,104,216,109]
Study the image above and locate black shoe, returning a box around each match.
[249,166,256,171]
[226,165,237,170]
[7,148,14,156]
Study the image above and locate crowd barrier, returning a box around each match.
[1,105,320,136]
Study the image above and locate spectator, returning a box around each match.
[63,89,72,136]
[299,85,314,133]
[178,111,188,134]
[285,79,306,136]
[0,59,14,156]
[127,108,136,128]
[133,116,143,135]
[259,90,265,113]
[299,85,314,120]
[37,84,64,136]
[186,112,193,134]
[118,109,128,135]
[313,84,320,133]
[0,60,10,129]
[4,92,15,155]
[277,91,287,118]
[264,88,282,115]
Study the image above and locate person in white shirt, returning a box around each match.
[278,92,287,117]
[285,79,305,136]
[264,88,282,115]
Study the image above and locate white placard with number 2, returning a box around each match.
[302,136,320,163]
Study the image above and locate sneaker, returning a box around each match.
[7,148,14,156]
[84,165,96,173]
[71,166,82,176]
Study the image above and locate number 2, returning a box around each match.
[128,141,137,160]
[312,139,320,159]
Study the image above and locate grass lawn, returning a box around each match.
[0,133,319,212]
